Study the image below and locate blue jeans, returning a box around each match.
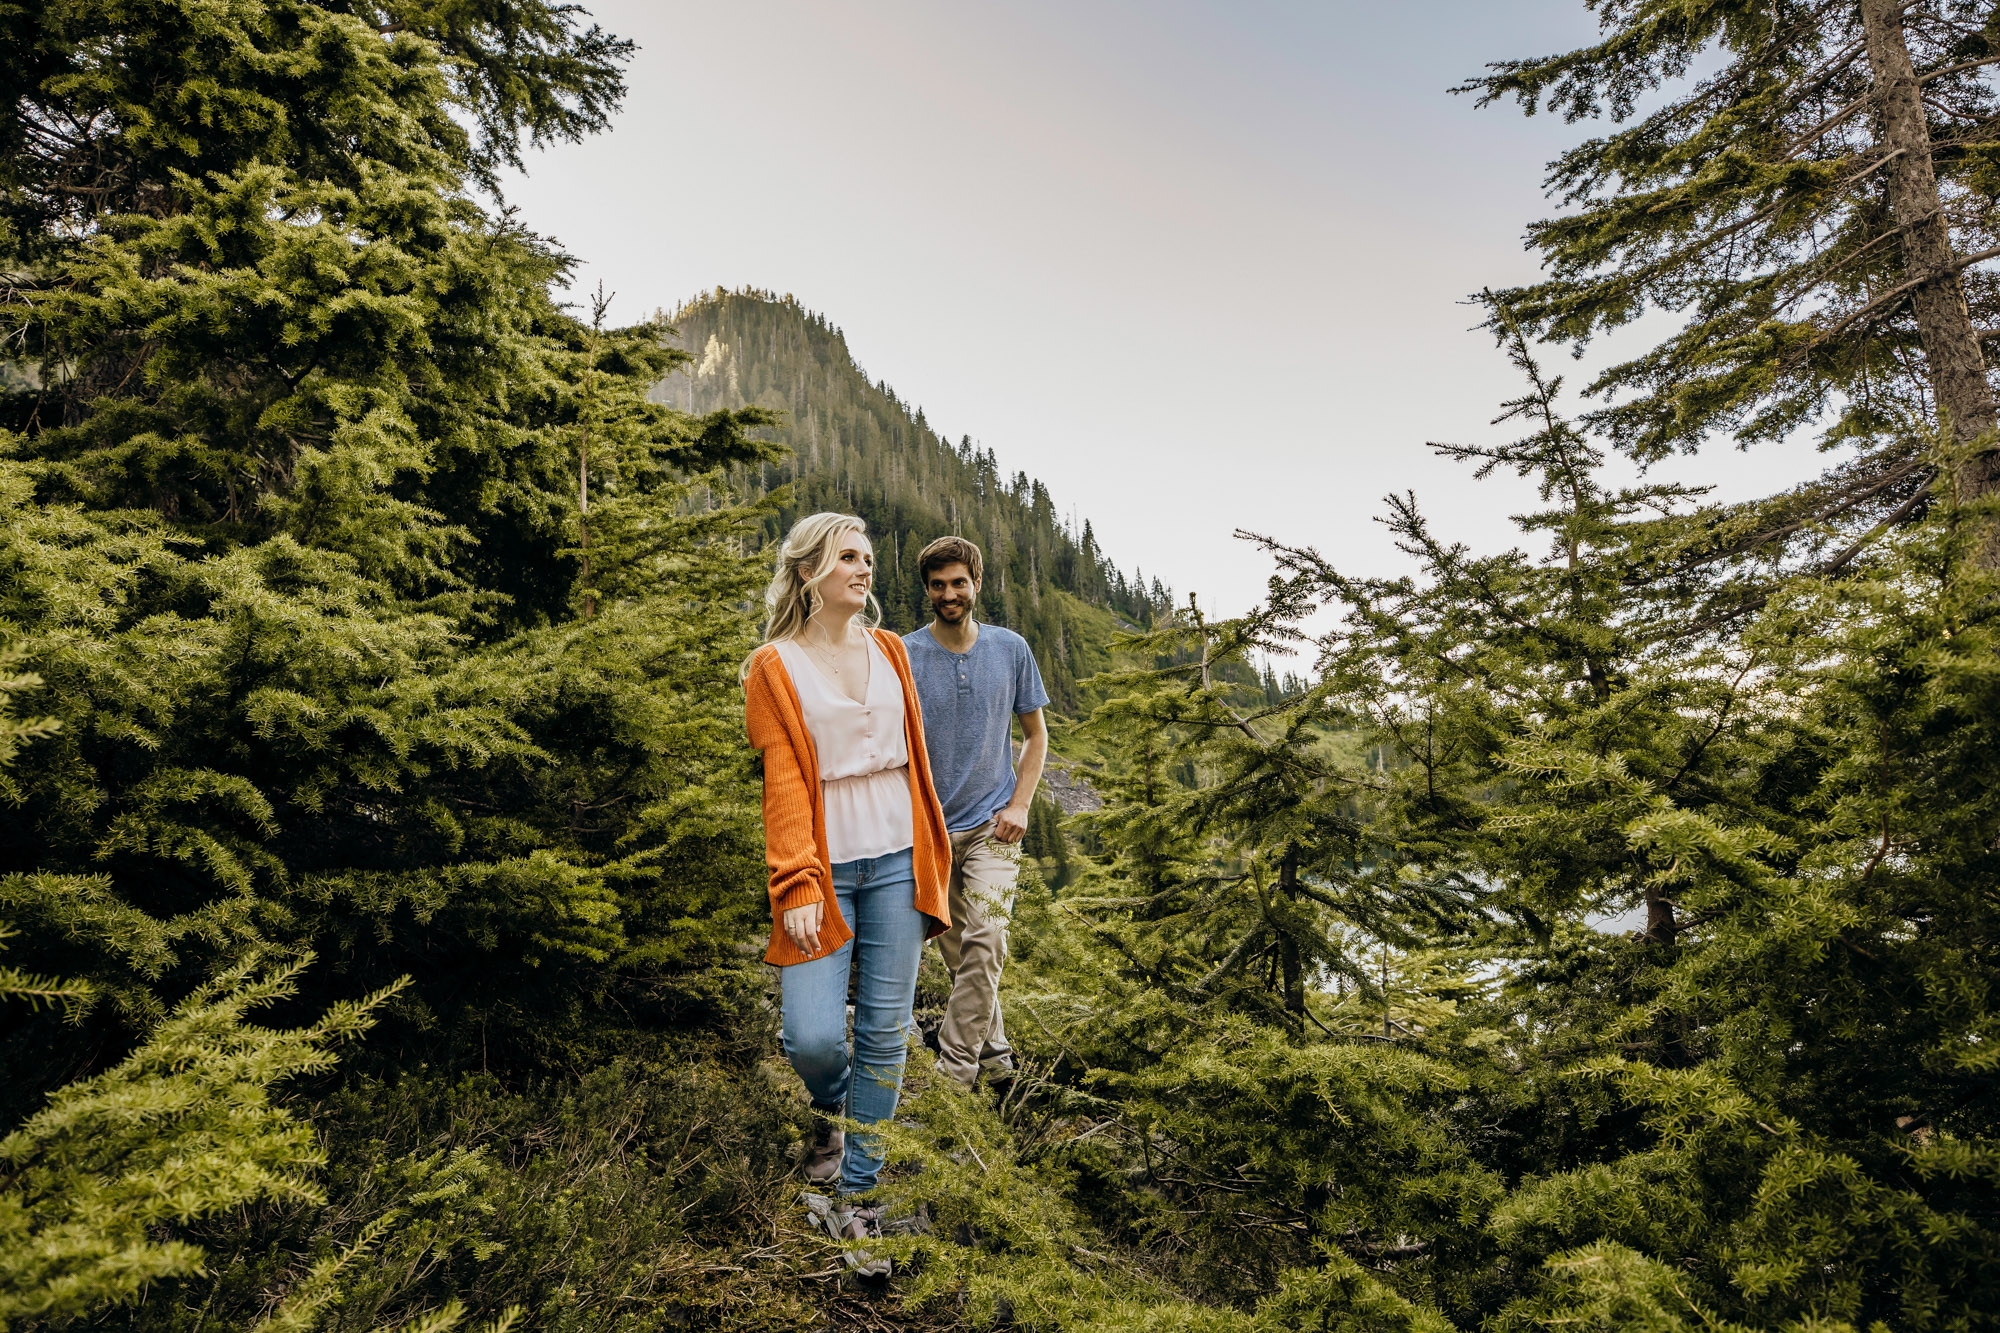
[780,847,925,1194]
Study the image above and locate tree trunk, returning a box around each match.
[1861,0,2000,561]
[578,435,593,619]
[1644,883,1676,948]
[1278,845,1304,1016]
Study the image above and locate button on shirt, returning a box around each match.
[773,637,914,864]
[902,623,1050,832]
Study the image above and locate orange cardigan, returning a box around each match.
[743,628,952,966]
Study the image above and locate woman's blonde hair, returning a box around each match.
[743,512,880,676]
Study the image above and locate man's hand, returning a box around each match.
[996,709,1046,848]
[991,802,1029,844]
[784,900,824,954]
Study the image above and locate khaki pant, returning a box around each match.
[935,820,1019,1086]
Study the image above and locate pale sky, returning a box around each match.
[500,1,1833,621]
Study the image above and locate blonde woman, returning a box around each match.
[741,512,952,1267]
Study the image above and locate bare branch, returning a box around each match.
[1796,241,2000,357]
[1778,87,1877,160]
[1918,53,2000,83]
[1815,485,1932,575]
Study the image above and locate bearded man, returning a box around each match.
[902,536,1048,1088]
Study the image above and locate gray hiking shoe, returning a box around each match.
[801,1104,844,1185]
[801,1192,892,1279]
[879,1201,934,1238]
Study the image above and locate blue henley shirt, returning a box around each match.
[902,622,1050,832]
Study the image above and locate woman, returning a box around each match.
[741,512,952,1267]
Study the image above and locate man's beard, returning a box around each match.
[933,599,971,622]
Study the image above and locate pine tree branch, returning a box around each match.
[1861,811,1894,883]
[1657,454,1930,571]
[0,966,93,1010]
[1817,485,1931,574]
[1191,922,1271,995]
[1769,34,1871,123]
[1795,242,2000,359]
[1778,88,1880,161]
[1674,481,1932,635]
[1661,657,1757,794]
[1773,223,1910,320]
[1057,905,1163,982]
[1917,53,2000,84]
[1187,601,1269,745]
[1338,1234,1431,1263]
[1534,149,1904,315]
[1289,879,1353,914]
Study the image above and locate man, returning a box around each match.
[903,535,1048,1089]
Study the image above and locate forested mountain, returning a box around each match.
[652,290,1170,713]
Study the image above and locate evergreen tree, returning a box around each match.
[0,651,482,1333]
[0,3,800,1326]
[1017,315,2000,1329]
[1471,0,2000,571]
[0,0,780,1089]
[0,955,407,1328]
[1019,793,1072,891]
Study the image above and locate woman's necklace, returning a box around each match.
[800,626,853,676]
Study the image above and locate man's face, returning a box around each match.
[926,562,978,623]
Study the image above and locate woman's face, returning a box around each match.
[812,529,874,617]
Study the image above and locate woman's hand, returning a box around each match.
[784,900,824,955]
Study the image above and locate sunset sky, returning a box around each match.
[501,1,1831,621]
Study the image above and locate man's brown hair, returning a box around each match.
[917,535,983,586]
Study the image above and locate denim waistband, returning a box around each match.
[832,844,915,885]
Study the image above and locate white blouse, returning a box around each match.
[773,636,915,864]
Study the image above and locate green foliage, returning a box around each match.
[0,651,83,1016]
[1466,2,1984,450]
[1257,1253,1455,1333]
[0,0,779,1086]
[0,3,791,1327]
[848,1036,1254,1333]
[887,303,1996,1331]
[103,1051,837,1333]
[0,651,420,1333]
[1462,1,2000,604]
[0,958,401,1328]
[0,646,57,772]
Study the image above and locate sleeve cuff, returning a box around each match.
[773,879,825,914]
